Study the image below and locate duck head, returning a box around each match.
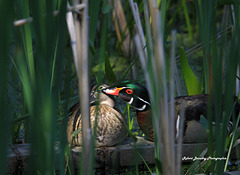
[90,84,115,107]
[102,82,151,112]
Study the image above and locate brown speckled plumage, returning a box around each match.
[67,84,128,147]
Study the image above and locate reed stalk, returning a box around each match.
[110,0,131,57]
[72,0,94,174]
[132,0,182,174]
[66,2,79,74]
[14,4,85,26]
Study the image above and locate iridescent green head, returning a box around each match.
[102,82,150,111]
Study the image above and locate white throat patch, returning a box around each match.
[134,104,146,111]
[128,97,134,105]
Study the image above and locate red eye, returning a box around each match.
[126,89,133,94]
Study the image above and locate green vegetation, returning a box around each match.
[1,0,240,174]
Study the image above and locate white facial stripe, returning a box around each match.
[137,97,151,105]
[176,115,180,139]
[104,89,116,94]
[128,97,134,104]
[134,104,146,111]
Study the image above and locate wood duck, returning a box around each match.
[102,82,239,143]
[67,84,128,147]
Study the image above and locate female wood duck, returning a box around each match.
[67,84,128,147]
[102,82,239,143]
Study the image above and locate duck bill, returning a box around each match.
[102,87,122,96]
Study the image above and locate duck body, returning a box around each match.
[135,94,209,142]
[67,84,128,147]
[175,94,208,143]
[102,82,239,143]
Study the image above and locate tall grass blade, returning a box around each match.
[111,0,131,57]
[194,0,210,93]
[52,1,68,175]
[21,0,35,83]
[182,0,194,40]
[18,0,67,173]
[194,1,215,173]
[105,53,116,84]
[159,0,166,38]
[89,0,100,67]
[15,0,35,144]
[219,4,240,172]
[224,112,240,171]
[170,30,182,175]
[193,1,240,174]
[89,0,100,42]
[127,104,134,131]
[0,1,13,174]
[97,4,108,83]
[15,49,33,116]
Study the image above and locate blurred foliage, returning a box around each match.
[180,46,201,95]
[1,0,239,174]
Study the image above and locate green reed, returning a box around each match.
[135,0,240,174]
[2,0,240,174]
[13,0,68,174]
[194,1,240,174]
[132,0,179,174]
[0,1,13,174]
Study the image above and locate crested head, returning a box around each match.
[90,84,115,107]
[102,81,151,112]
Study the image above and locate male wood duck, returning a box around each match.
[102,82,239,143]
[67,84,128,147]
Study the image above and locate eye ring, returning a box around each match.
[126,89,133,94]
[98,85,104,90]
